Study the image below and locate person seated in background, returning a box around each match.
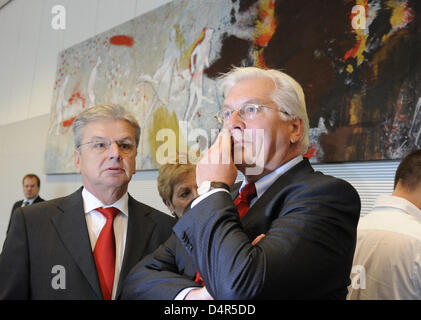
[157,157,197,219]
[8,174,45,233]
[121,66,361,300]
[348,149,421,300]
[0,104,175,300]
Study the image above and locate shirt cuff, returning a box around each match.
[191,188,231,209]
[174,287,199,300]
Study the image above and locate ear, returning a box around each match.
[74,149,82,173]
[289,118,303,144]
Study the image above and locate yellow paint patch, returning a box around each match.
[388,0,407,28]
[180,28,206,71]
[349,94,363,126]
[147,106,187,165]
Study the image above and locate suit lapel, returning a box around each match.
[50,188,103,299]
[115,195,157,297]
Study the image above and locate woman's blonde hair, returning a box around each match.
[157,153,196,205]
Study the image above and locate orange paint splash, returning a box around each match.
[109,35,134,47]
[62,117,76,127]
[254,0,277,68]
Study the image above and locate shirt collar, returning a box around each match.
[23,197,36,204]
[373,194,421,223]
[81,187,129,217]
[22,197,36,205]
[241,155,304,199]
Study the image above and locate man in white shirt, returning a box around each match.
[0,104,175,299]
[122,67,361,300]
[348,149,421,300]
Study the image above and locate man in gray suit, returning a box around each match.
[0,104,175,299]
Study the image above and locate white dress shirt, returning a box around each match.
[82,187,129,300]
[191,155,304,209]
[22,197,36,206]
[347,195,421,300]
[177,155,304,299]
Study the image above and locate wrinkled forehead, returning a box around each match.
[223,77,276,107]
[82,119,136,140]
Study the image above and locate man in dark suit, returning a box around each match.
[0,104,175,299]
[121,67,361,300]
[8,174,45,233]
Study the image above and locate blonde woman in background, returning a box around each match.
[157,156,198,219]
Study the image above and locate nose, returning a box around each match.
[192,188,198,199]
[108,141,122,159]
[225,110,245,131]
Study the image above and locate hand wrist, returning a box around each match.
[197,181,231,195]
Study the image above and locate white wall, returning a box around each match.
[0,0,401,248]
[0,0,173,247]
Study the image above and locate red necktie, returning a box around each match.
[195,183,257,286]
[234,183,257,219]
[94,207,119,300]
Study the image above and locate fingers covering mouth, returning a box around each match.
[231,129,253,144]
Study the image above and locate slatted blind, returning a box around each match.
[238,160,399,216]
[313,161,399,216]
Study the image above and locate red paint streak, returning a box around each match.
[109,35,134,47]
[344,39,361,60]
[303,147,316,160]
[68,92,86,108]
[255,33,273,47]
[62,117,76,127]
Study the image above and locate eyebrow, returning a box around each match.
[222,98,268,109]
[88,136,134,142]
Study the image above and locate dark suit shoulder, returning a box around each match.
[128,196,175,226]
[34,196,45,203]
[295,168,360,203]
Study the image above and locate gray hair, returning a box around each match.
[72,104,141,149]
[218,67,309,154]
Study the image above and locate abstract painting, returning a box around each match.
[45,0,420,173]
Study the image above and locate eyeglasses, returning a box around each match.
[77,138,136,155]
[215,103,290,124]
